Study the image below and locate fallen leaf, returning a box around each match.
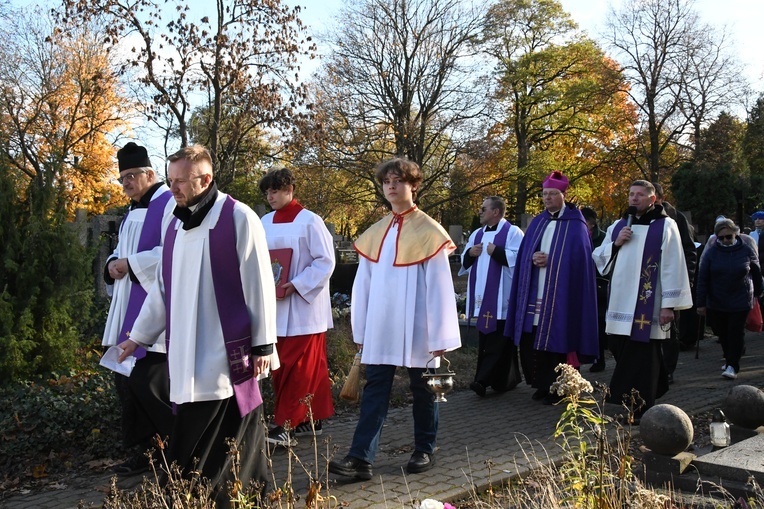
[86,458,117,470]
[31,464,48,479]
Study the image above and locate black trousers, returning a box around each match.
[519,329,566,393]
[608,335,668,415]
[169,396,267,508]
[707,308,748,372]
[474,320,520,391]
[115,351,173,451]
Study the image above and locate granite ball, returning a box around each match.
[723,385,764,429]
[640,404,694,456]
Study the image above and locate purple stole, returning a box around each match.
[162,196,263,417]
[468,222,510,333]
[611,217,664,342]
[117,190,172,360]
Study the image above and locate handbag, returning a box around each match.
[745,299,763,332]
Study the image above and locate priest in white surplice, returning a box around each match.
[592,180,692,417]
[259,167,335,447]
[102,142,175,474]
[459,196,523,397]
[119,145,277,507]
[328,158,461,482]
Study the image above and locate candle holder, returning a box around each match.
[710,408,731,448]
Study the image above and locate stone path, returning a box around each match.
[2,333,763,508]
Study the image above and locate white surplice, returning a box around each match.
[351,222,461,368]
[130,192,278,405]
[459,218,524,320]
[592,217,693,340]
[101,185,175,352]
[261,209,335,336]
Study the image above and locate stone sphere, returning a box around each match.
[723,385,764,429]
[640,404,694,456]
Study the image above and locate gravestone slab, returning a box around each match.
[692,432,764,484]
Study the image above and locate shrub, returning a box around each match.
[0,163,98,382]
[0,350,123,479]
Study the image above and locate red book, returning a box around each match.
[269,248,293,299]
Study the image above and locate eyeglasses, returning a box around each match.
[117,170,147,184]
[718,234,734,241]
[542,191,561,197]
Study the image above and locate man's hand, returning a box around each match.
[486,242,496,256]
[614,226,632,247]
[277,282,297,300]
[117,340,140,363]
[469,243,483,257]
[253,355,271,376]
[696,306,707,317]
[532,251,548,268]
[108,258,129,280]
[659,308,674,326]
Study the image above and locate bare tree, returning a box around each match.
[679,26,746,160]
[603,0,740,182]
[305,0,488,215]
[59,0,316,187]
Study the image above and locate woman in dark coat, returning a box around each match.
[696,218,764,379]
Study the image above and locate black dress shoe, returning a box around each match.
[542,393,563,405]
[406,451,435,473]
[589,361,605,373]
[328,456,373,480]
[469,381,486,397]
[531,389,548,401]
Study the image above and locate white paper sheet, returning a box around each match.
[99,345,136,376]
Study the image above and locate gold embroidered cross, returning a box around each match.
[482,311,494,328]
[634,314,651,330]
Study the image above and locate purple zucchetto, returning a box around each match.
[752,211,764,221]
[542,171,569,193]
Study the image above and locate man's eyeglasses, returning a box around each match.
[117,170,147,184]
[718,234,734,241]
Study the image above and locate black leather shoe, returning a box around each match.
[589,361,605,373]
[406,451,435,473]
[328,456,373,480]
[469,381,486,397]
[531,389,548,401]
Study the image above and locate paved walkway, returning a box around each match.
[3,333,763,508]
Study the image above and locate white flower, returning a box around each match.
[549,363,593,397]
[418,500,444,509]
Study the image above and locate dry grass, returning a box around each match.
[97,363,764,509]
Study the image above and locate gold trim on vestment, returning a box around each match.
[354,206,456,266]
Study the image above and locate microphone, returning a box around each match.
[625,206,637,228]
